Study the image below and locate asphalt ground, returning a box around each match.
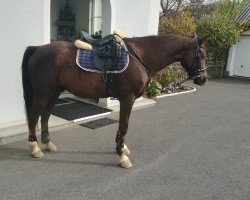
[0,78,250,200]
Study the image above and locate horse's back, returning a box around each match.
[30,41,75,64]
[28,41,76,76]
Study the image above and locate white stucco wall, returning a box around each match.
[0,0,50,128]
[108,0,160,37]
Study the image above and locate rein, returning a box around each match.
[124,42,152,83]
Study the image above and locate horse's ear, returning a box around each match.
[200,35,209,44]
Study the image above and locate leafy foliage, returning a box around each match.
[155,65,186,88]
[146,78,161,97]
[197,0,247,62]
[159,11,196,36]
[146,65,187,97]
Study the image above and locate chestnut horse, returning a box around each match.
[22,35,208,168]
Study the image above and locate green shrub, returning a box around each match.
[146,78,161,97]
[197,0,247,62]
[159,11,196,36]
[155,64,187,88]
[155,68,172,88]
[146,65,187,97]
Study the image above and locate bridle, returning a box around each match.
[176,36,207,85]
[188,36,207,79]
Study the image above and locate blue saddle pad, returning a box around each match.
[76,44,129,73]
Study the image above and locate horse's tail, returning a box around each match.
[21,46,36,119]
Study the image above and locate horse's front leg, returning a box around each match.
[116,97,135,168]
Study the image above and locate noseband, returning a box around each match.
[188,36,207,79]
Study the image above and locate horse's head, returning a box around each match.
[181,35,209,86]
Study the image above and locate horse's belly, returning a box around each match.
[60,71,107,98]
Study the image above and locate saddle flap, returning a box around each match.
[93,39,121,71]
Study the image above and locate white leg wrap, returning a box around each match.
[119,154,132,168]
[28,142,44,158]
[44,141,57,152]
[122,144,130,156]
[119,154,129,163]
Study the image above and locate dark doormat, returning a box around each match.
[51,98,112,122]
[80,117,118,129]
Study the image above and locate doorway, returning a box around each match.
[50,0,91,42]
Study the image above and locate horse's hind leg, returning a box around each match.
[40,88,62,152]
[28,96,48,158]
[116,96,135,168]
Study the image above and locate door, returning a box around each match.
[233,36,250,77]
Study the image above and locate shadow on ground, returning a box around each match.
[0,146,118,168]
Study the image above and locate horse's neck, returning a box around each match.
[124,36,190,74]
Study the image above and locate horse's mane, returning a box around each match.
[131,35,194,40]
[128,35,194,42]
[124,35,196,51]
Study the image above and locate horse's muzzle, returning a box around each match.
[193,76,207,86]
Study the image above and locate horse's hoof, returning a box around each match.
[122,144,130,156]
[28,141,44,158]
[119,155,132,168]
[120,159,133,168]
[32,150,44,158]
[44,141,57,152]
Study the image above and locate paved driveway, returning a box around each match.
[0,78,249,200]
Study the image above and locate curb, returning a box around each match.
[155,86,196,99]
